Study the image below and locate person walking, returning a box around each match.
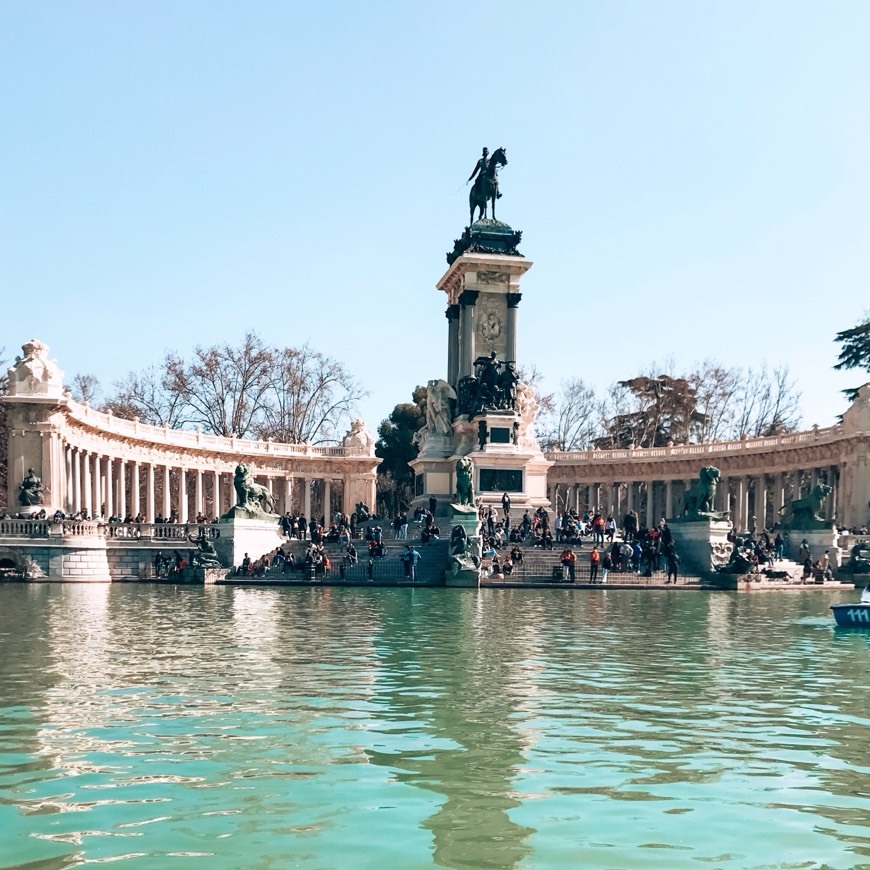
[590,546,601,583]
[666,547,680,584]
[405,545,422,581]
[601,550,612,584]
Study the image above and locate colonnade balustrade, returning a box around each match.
[549,464,843,533]
[56,443,366,524]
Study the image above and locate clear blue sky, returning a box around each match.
[2,1,868,433]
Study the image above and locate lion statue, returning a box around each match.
[232,464,275,515]
[455,456,475,507]
[782,483,833,531]
[683,466,720,516]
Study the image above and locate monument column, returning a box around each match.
[131,461,141,519]
[213,470,222,518]
[626,482,634,514]
[324,480,332,525]
[105,458,114,518]
[665,480,674,520]
[179,468,188,523]
[146,464,156,523]
[446,305,461,387]
[92,454,102,517]
[303,477,311,519]
[195,470,204,519]
[458,290,479,379]
[505,293,522,364]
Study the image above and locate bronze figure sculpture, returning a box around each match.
[468,146,507,225]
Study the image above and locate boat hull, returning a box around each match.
[831,603,870,627]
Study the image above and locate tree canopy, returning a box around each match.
[375,386,426,515]
[834,313,870,399]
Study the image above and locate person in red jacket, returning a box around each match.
[590,546,601,583]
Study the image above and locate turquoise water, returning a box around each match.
[0,585,867,869]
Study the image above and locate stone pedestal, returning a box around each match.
[792,528,841,568]
[669,518,732,576]
[444,504,481,588]
[214,516,285,571]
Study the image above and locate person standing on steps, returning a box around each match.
[589,546,601,583]
[404,545,422,581]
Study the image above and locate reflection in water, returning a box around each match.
[366,590,535,868]
[0,585,867,868]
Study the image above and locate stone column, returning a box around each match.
[163,466,171,519]
[626,482,634,513]
[284,476,293,515]
[195,470,204,519]
[324,479,332,525]
[72,448,82,514]
[179,468,188,523]
[303,477,311,519]
[83,451,92,515]
[665,480,673,520]
[505,293,522,364]
[735,477,748,532]
[131,462,141,518]
[827,466,837,521]
[458,289,479,380]
[117,459,127,519]
[756,475,767,530]
[105,458,114,518]
[446,305,461,387]
[92,453,102,517]
[147,464,156,523]
[213,470,221,518]
[773,473,785,522]
[792,471,801,501]
[65,445,73,513]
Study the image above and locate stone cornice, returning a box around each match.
[546,427,870,481]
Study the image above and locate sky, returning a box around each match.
[2,1,868,436]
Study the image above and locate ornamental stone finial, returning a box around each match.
[5,339,65,400]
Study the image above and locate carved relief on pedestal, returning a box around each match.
[475,292,505,358]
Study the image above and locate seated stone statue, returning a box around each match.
[18,469,45,506]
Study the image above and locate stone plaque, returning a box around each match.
[489,427,511,444]
[479,469,523,492]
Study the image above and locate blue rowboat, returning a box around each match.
[832,587,870,627]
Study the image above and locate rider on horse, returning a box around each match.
[468,147,500,200]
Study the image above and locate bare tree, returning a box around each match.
[537,377,599,451]
[163,332,273,437]
[730,363,801,437]
[101,332,362,444]
[70,373,101,405]
[105,365,187,426]
[256,345,365,444]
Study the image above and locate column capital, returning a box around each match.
[446,304,461,320]
[506,292,523,309]
[459,289,479,307]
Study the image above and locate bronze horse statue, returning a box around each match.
[469,147,507,225]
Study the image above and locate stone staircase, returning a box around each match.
[265,532,449,585]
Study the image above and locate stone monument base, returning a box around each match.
[792,528,840,568]
[444,504,481,588]
[669,517,732,576]
[214,517,285,571]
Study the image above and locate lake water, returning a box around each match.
[0,584,867,869]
